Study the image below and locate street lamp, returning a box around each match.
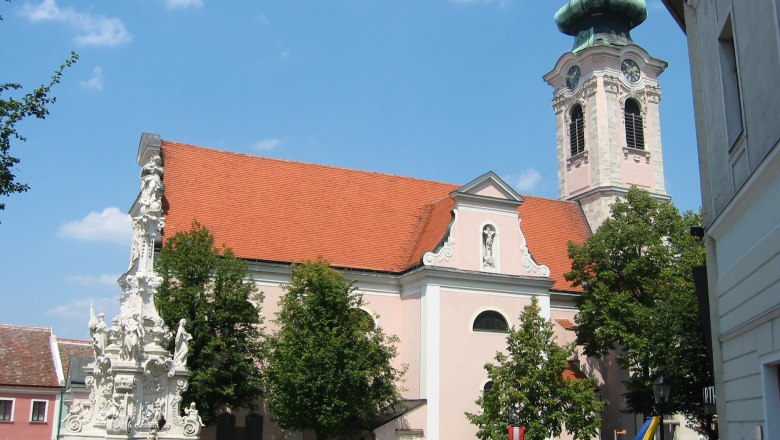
[652,376,672,440]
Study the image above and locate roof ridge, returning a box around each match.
[163,140,460,188]
[0,323,52,332]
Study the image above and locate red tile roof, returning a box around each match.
[0,324,60,388]
[519,196,591,290]
[555,319,576,330]
[562,360,588,380]
[160,141,588,290]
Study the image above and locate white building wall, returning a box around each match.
[676,0,780,438]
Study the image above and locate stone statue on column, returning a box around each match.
[62,133,202,440]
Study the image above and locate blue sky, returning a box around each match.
[0,0,699,339]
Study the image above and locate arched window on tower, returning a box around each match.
[568,104,585,156]
[624,98,645,150]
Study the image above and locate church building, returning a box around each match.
[126,1,671,439]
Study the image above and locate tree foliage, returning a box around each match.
[155,221,264,426]
[565,187,713,437]
[466,297,605,440]
[263,259,404,440]
[1,2,78,213]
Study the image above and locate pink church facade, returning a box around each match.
[136,135,593,440]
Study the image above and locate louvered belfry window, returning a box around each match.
[569,104,585,156]
[624,98,645,150]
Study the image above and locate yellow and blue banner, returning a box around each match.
[633,416,661,440]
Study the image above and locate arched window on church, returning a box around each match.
[624,98,645,150]
[473,311,509,333]
[569,104,585,156]
[351,308,376,332]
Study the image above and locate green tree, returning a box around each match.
[2,1,78,213]
[565,187,713,437]
[263,259,404,440]
[467,297,605,440]
[155,221,264,426]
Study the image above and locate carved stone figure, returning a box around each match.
[173,319,192,367]
[482,225,497,268]
[185,403,203,426]
[122,314,145,361]
[62,137,200,439]
[139,155,164,214]
[90,312,109,358]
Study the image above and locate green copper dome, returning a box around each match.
[554,0,647,51]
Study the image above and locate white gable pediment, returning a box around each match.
[423,172,549,279]
[452,171,524,206]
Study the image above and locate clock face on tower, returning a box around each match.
[565,65,581,90]
[621,59,641,82]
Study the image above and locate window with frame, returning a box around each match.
[568,104,585,156]
[718,15,743,147]
[31,400,46,422]
[473,311,509,333]
[0,399,12,421]
[624,98,645,150]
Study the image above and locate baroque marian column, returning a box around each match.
[61,133,203,440]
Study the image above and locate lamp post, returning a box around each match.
[652,376,672,440]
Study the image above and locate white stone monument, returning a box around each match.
[62,133,202,439]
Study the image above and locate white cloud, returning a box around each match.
[65,274,119,287]
[80,66,104,90]
[19,0,132,47]
[44,295,117,320]
[506,169,542,192]
[164,0,204,9]
[58,207,132,245]
[251,138,282,151]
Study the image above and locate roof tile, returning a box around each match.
[0,324,59,388]
[160,141,588,289]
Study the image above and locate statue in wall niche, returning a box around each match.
[173,319,192,367]
[139,155,164,214]
[482,225,497,268]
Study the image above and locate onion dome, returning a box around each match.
[554,0,648,51]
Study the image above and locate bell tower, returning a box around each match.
[544,0,669,230]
